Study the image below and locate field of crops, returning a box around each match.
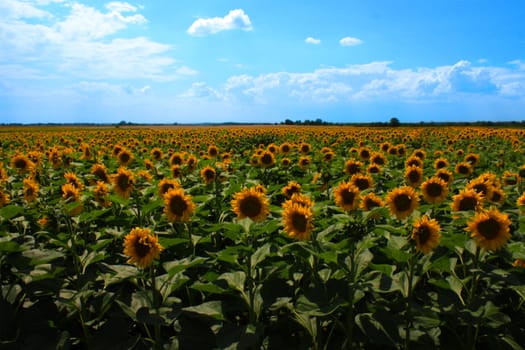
[1,125,524,349]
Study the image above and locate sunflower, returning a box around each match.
[466,177,493,199]
[250,154,260,167]
[64,172,84,191]
[455,162,473,177]
[0,164,7,183]
[405,165,424,187]
[208,145,219,158]
[502,171,518,186]
[150,147,163,161]
[358,147,372,161]
[170,152,185,166]
[367,164,382,174]
[411,149,427,160]
[171,165,183,178]
[283,193,314,210]
[279,142,293,155]
[163,188,196,222]
[451,189,484,212]
[360,192,385,212]
[513,259,525,268]
[0,189,10,208]
[94,181,111,207]
[333,182,360,212]
[62,183,83,215]
[254,184,267,194]
[466,208,511,251]
[298,156,311,170]
[386,186,419,220]
[259,150,276,168]
[411,215,441,254]
[435,168,453,186]
[231,187,270,222]
[350,174,374,191]
[10,154,34,173]
[344,159,363,176]
[112,167,135,199]
[488,187,505,205]
[421,177,449,204]
[282,181,302,198]
[117,148,134,166]
[91,163,110,183]
[322,151,335,162]
[282,202,314,241]
[123,227,163,269]
[23,177,39,203]
[200,165,217,185]
[517,192,525,209]
[158,178,180,197]
[299,142,311,154]
[281,157,291,168]
[370,152,387,166]
[464,153,480,167]
[405,156,423,169]
[433,157,449,170]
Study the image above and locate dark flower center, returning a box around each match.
[408,170,421,183]
[260,153,274,165]
[416,225,431,245]
[135,237,151,258]
[341,189,356,205]
[354,178,370,191]
[169,195,188,216]
[118,175,131,190]
[291,212,307,233]
[394,194,412,211]
[426,182,443,197]
[477,218,500,240]
[240,196,262,217]
[458,165,470,174]
[364,198,380,210]
[14,158,27,168]
[458,196,477,211]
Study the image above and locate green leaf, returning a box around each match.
[22,249,64,265]
[163,257,207,277]
[0,241,25,253]
[219,271,246,293]
[0,205,24,220]
[355,312,399,347]
[182,301,226,321]
[250,243,272,270]
[355,248,373,279]
[190,282,226,294]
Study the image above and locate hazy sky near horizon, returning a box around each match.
[1,0,525,124]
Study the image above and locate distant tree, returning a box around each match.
[389,117,400,127]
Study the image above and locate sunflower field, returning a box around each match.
[1,125,524,349]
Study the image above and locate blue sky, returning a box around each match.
[1,0,525,124]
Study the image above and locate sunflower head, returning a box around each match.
[451,189,484,212]
[386,186,419,220]
[123,227,163,269]
[91,163,110,183]
[333,181,360,212]
[158,178,180,197]
[344,159,363,176]
[466,208,511,251]
[0,189,10,208]
[64,172,84,191]
[433,157,449,170]
[517,192,525,211]
[360,192,385,213]
[282,181,302,198]
[207,145,219,158]
[62,183,82,215]
[112,167,135,199]
[421,177,449,204]
[117,148,134,166]
[405,165,424,187]
[259,150,276,168]
[163,187,195,222]
[94,181,111,207]
[282,203,314,241]
[231,187,270,222]
[298,156,311,170]
[411,215,441,254]
[150,147,163,161]
[455,162,473,177]
[11,154,34,173]
[200,165,217,185]
[23,177,39,203]
[351,174,374,191]
[435,169,453,185]
[405,156,423,169]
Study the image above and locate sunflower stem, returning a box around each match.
[466,246,481,350]
[150,266,162,349]
[404,248,417,350]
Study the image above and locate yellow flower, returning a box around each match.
[112,167,135,199]
[94,181,111,208]
[158,178,180,197]
[0,189,10,208]
[23,177,39,203]
[91,163,110,183]
[231,187,269,222]
[405,165,423,187]
[200,166,216,185]
[466,208,511,251]
[11,154,34,173]
[411,216,441,254]
[421,177,448,204]
[163,188,196,222]
[282,203,313,241]
[282,181,302,198]
[333,181,360,212]
[259,150,276,168]
[350,174,373,191]
[62,183,82,216]
[117,148,134,166]
[451,189,484,212]
[344,159,362,176]
[64,171,84,191]
[386,186,419,220]
[123,227,163,269]
[360,192,384,212]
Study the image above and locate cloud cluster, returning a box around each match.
[0,0,181,81]
[339,36,363,46]
[305,37,321,45]
[183,60,525,105]
[187,9,252,36]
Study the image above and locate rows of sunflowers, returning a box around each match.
[1,125,524,349]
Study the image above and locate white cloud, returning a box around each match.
[0,1,189,81]
[187,9,252,36]
[180,82,226,101]
[339,36,363,46]
[305,37,321,45]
